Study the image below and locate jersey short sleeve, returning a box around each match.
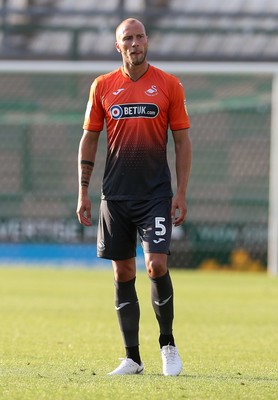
[168,76,190,131]
[83,77,105,132]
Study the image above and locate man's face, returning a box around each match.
[116,20,148,66]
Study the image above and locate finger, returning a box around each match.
[80,214,92,226]
[76,207,92,226]
[173,217,183,227]
[173,209,186,226]
[76,210,83,224]
[86,208,92,221]
[171,202,177,220]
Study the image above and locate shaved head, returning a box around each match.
[115,18,149,78]
[116,18,147,41]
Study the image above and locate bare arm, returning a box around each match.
[76,130,100,226]
[171,128,192,226]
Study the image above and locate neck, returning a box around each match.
[123,61,149,81]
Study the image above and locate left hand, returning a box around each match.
[171,194,187,226]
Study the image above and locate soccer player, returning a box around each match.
[76,18,191,376]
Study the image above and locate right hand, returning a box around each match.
[76,195,92,226]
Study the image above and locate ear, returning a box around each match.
[115,42,121,53]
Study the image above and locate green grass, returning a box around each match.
[0,267,277,400]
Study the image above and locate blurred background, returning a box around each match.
[0,0,277,272]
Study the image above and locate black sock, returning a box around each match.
[159,333,175,348]
[114,277,140,349]
[150,270,174,336]
[126,345,141,365]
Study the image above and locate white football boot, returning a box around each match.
[108,358,144,375]
[161,345,183,376]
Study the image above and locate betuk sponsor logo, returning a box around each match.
[110,103,159,119]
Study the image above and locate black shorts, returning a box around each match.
[97,198,172,260]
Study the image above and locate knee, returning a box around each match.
[115,268,132,282]
[146,256,167,278]
[113,259,136,282]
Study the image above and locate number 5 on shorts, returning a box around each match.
[155,217,166,236]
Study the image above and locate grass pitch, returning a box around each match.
[0,267,277,400]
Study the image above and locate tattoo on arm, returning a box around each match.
[81,160,95,167]
[80,160,94,187]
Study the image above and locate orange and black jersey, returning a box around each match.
[83,64,190,200]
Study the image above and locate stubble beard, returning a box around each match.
[129,50,147,66]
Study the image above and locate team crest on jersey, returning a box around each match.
[110,103,159,119]
[145,85,158,96]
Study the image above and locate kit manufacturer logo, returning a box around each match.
[113,88,125,95]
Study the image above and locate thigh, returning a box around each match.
[97,200,137,260]
[136,198,172,255]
